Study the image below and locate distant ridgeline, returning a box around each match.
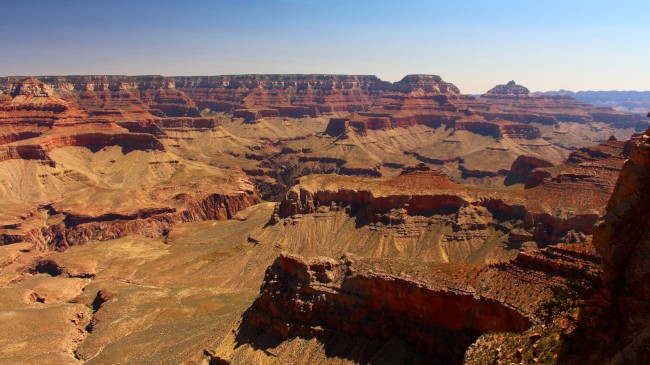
[536,90,650,115]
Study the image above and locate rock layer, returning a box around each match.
[475,81,645,130]
[224,240,602,364]
[0,77,263,249]
[586,124,650,364]
[244,253,533,364]
[274,160,617,249]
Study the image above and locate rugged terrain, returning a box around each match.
[0,74,646,364]
[1,75,644,199]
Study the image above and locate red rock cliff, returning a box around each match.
[587,123,650,363]
[244,253,533,364]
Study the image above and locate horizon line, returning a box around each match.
[1,73,649,93]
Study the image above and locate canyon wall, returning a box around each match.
[243,253,533,364]
[586,124,650,364]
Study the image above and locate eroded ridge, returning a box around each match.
[240,253,534,364]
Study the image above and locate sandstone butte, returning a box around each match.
[0,74,647,364]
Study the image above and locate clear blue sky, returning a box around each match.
[1,0,648,93]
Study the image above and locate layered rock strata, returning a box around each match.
[475,81,645,129]
[585,123,650,364]
[522,138,628,191]
[1,180,262,249]
[0,77,263,249]
[3,75,641,131]
[228,241,601,364]
[504,155,554,185]
[274,163,615,248]
[244,253,533,364]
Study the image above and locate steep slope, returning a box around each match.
[477,81,645,130]
[0,78,262,249]
[2,75,644,202]
[214,242,601,364]
[573,123,650,364]
[271,159,618,264]
[0,74,643,363]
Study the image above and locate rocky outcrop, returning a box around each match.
[244,253,533,364]
[0,131,42,145]
[116,117,217,136]
[0,132,165,164]
[505,155,554,185]
[0,144,52,164]
[454,119,541,139]
[476,81,646,130]
[274,163,610,247]
[0,77,69,113]
[276,169,463,222]
[3,187,262,249]
[586,124,650,364]
[231,240,604,364]
[485,81,531,96]
[41,132,164,152]
[323,115,392,136]
[233,107,280,122]
[523,138,627,190]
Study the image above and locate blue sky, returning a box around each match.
[1,0,648,93]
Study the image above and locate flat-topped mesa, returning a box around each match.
[276,171,463,220]
[484,80,531,96]
[232,107,280,123]
[323,114,392,136]
[242,253,533,364]
[116,117,218,136]
[393,74,462,94]
[510,140,627,245]
[137,88,201,118]
[454,119,542,139]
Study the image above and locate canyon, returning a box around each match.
[0,74,647,364]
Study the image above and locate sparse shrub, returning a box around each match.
[535,267,601,326]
